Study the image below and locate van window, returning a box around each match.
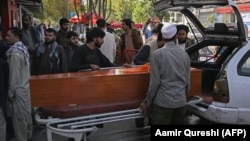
[238,51,250,76]
[198,46,228,63]
[198,46,215,62]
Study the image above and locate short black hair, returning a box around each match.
[96,19,106,28]
[59,18,69,25]
[66,31,78,39]
[46,28,57,35]
[86,27,105,43]
[8,27,22,40]
[121,18,133,29]
[156,24,164,41]
[22,13,32,20]
[176,24,189,33]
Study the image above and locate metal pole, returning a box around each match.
[19,5,22,28]
[66,0,69,19]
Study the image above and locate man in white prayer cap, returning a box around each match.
[139,23,191,125]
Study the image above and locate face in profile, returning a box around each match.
[122,22,129,31]
[6,30,17,45]
[94,37,104,48]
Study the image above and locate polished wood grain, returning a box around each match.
[30,67,202,107]
[30,67,150,107]
[189,67,202,98]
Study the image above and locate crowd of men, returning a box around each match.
[0,13,198,141]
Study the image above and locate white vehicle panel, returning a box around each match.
[226,44,250,108]
[187,103,238,124]
[156,0,250,124]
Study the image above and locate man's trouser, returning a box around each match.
[149,104,186,125]
[0,107,6,141]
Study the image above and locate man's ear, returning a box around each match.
[93,37,97,41]
[14,35,20,42]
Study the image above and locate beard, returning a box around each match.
[178,38,187,44]
[95,42,102,48]
[95,43,101,48]
[45,39,55,45]
[62,27,69,32]
[69,42,78,47]
[23,23,29,29]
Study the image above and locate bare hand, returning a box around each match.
[122,63,131,68]
[90,64,100,70]
[139,102,148,117]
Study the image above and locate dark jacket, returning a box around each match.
[56,30,67,47]
[0,40,9,61]
[21,26,41,47]
[0,59,9,117]
[70,44,114,72]
[35,42,68,74]
[64,45,79,72]
[22,26,41,75]
[120,29,143,50]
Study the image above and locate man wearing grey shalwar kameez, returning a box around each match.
[5,27,32,141]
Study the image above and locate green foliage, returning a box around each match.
[108,0,154,22]
[114,28,124,36]
[132,0,153,22]
[35,0,68,26]
[208,14,216,24]
[36,0,167,26]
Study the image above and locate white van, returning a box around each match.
[154,0,250,124]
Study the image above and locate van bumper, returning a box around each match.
[186,97,238,124]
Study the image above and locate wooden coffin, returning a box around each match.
[189,67,202,97]
[30,66,201,118]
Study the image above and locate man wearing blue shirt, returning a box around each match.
[142,17,161,40]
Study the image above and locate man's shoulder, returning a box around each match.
[105,30,113,35]
[186,38,195,47]
[56,30,64,35]
[30,26,39,32]
[10,52,24,59]
[76,44,87,51]
[58,44,64,49]
[152,47,164,55]
[105,31,115,39]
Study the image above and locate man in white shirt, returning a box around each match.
[96,19,116,64]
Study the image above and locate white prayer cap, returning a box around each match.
[161,23,177,39]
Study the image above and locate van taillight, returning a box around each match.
[213,78,229,103]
